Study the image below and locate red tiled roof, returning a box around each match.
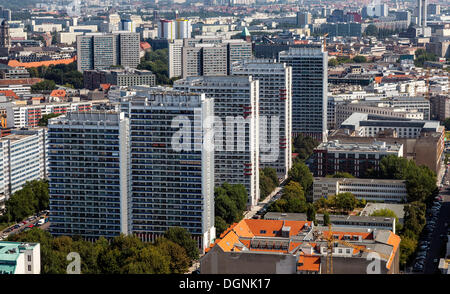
[0,90,19,99]
[8,56,77,68]
[0,78,43,86]
[297,254,321,272]
[50,89,66,97]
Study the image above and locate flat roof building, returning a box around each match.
[0,241,40,274]
[313,177,407,203]
[312,140,404,177]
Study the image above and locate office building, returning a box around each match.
[48,112,131,240]
[0,241,40,274]
[333,113,445,174]
[430,95,450,121]
[417,0,428,28]
[312,140,404,177]
[0,19,10,56]
[279,45,328,140]
[76,32,140,72]
[200,219,401,274]
[171,38,252,78]
[297,12,312,27]
[0,7,11,21]
[121,90,215,250]
[168,39,184,78]
[312,177,407,203]
[335,102,424,128]
[174,76,260,207]
[83,68,156,90]
[428,4,440,16]
[232,59,292,179]
[0,128,47,210]
[264,212,397,234]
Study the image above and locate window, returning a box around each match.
[28,255,31,262]
[28,265,31,271]
[260,230,267,234]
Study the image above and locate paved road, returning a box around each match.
[422,168,450,274]
[244,186,283,220]
[0,212,49,240]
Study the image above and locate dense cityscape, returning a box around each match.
[0,0,448,279]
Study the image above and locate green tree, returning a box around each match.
[31,80,56,92]
[306,203,316,222]
[268,181,307,213]
[326,172,355,178]
[38,113,62,127]
[155,238,191,274]
[288,161,313,193]
[292,134,319,161]
[323,212,331,226]
[352,55,367,63]
[334,192,357,213]
[364,24,378,36]
[164,227,200,261]
[328,58,339,67]
[444,117,450,130]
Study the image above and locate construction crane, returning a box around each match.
[314,224,391,274]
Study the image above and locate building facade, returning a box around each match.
[312,177,408,203]
[0,241,40,274]
[312,140,404,177]
[0,128,47,210]
[279,45,328,140]
[232,59,292,179]
[48,112,130,239]
[77,32,140,72]
[174,76,260,207]
[121,90,215,250]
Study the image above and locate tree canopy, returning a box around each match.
[8,227,196,274]
[259,167,278,200]
[214,182,248,237]
[368,155,437,203]
[288,161,314,193]
[267,181,307,213]
[0,180,49,224]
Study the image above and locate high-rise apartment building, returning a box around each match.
[168,39,184,78]
[279,45,328,140]
[175,19,191,39]
[232,59,292,179]
[296,12,312,27]
[121,90,215,250]
[77,32,140,72]
[417,0,428,27]
[167,38,252,79]
[48,112,131,240]
[0,128,47,210]
[174,76,260,207]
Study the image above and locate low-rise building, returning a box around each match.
[312,177,407,203]
[0,241,40,274]
[312,140,404,177]
[200,219,401,274]
[264,212,397,234]
[83,68,156,90]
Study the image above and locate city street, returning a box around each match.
[422,167,450,274]
[0,211,49,240]
[244,185,283,220]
